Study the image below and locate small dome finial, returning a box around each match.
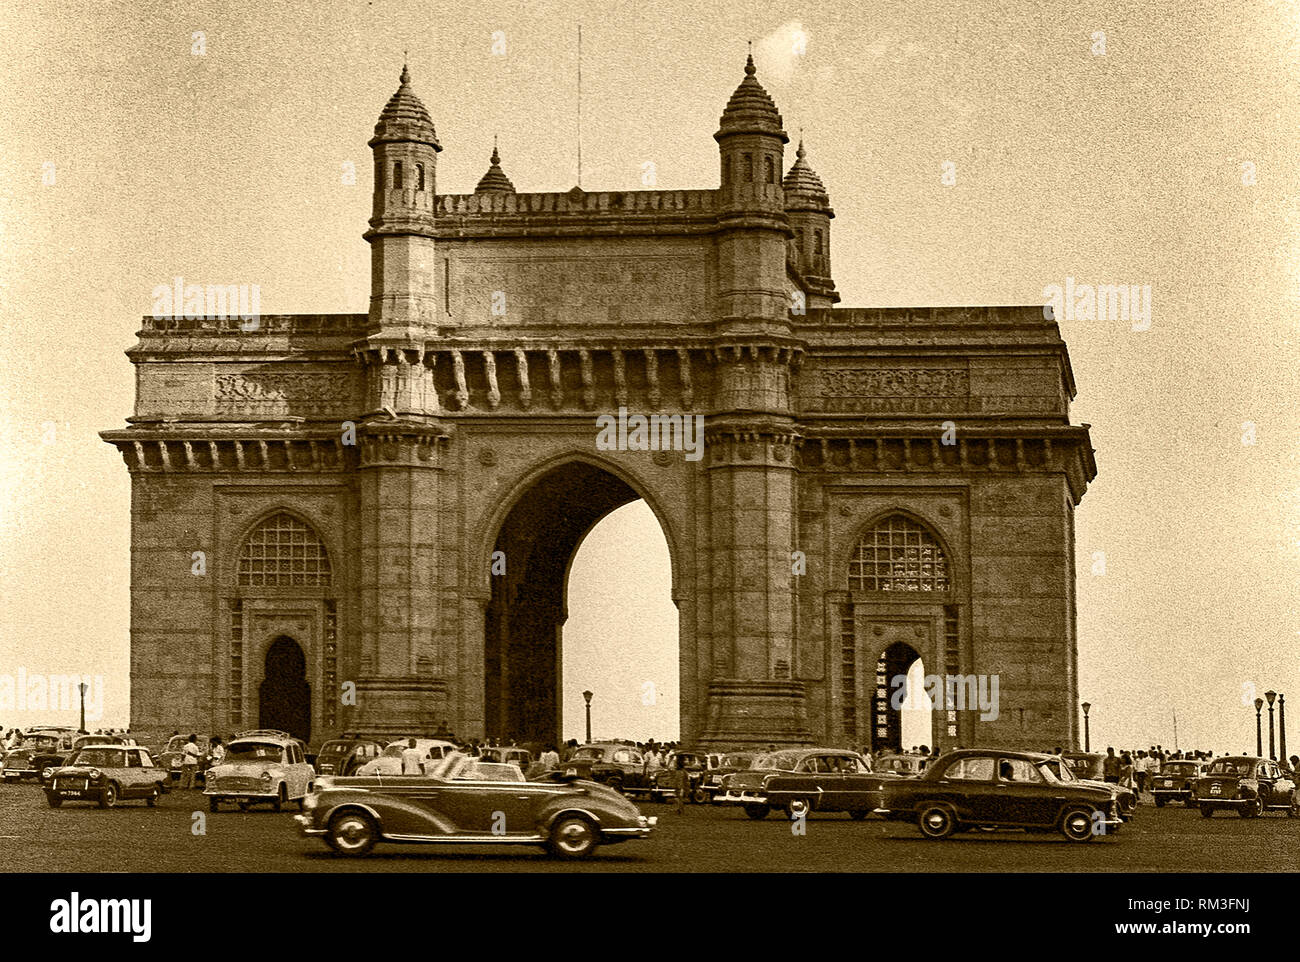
[490,134,500,166]
[400,53,410,86]
[745,42,755,75]
[797,129,806,159]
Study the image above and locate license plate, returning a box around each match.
[1161,779,1172,787]
[1210,783,1222,795]
[60,791,88,798]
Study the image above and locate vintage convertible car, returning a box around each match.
[716,748,878,819]
[314,738,386,777]
[295,751,656,859]
[1150,759,1203,807]
[356,738,458,776]
[204,730,315,812]
[880,749,1125,841]
[45,744,168,808]
[1194,756,1298,818]
[2,729,78,782]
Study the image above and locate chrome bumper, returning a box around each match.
[715,791,767,805]
[293,813,326,836]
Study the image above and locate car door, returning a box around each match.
[930,755,998,821]
[992,758,1059,825]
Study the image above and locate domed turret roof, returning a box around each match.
[474,142,516,193]
[783,139,830,208]
[371,64,441,148]
[715,54,788,142]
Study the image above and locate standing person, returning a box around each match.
[539,744,560,770]
[1119,752,1135,793]
[1133,751,1147,794]
[179,734,202,789]
[670,751,688,815]
[1102,746,1120,784]
[208,736,225,768]
[400,738,424,775]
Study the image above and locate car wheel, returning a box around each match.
[788,797,814,819]
[1200,804,1214,818]
[1239,796,1264,819]
[209,797,220,813]
[1153,796,1166,808]
[272,784,286,813]
[146,785,160,807]
[326,810,378,857]
[45,794,62,808]
[691,788,708,805]
[547,814,598,860]
[99,782,118,809]
[917,804,956,839]
[742,803,770,820]
[849,809,870,821]
[1060,806,1095,842]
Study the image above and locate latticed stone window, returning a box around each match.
[238,513,332,587]
[848,515,950,592]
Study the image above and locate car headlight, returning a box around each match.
[260,771,273,783]
[87,769,102,780]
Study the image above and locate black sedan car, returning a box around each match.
[879,749,1124,841]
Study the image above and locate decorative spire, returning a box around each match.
[475,138,516,193]
[372,63,440,149]
[783,135,830,209]
[715,51,787,142]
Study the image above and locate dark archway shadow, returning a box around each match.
[260,635,311,741]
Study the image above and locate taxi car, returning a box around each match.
[702,752,758,802]
[356,738,458,775]
[717,748,878,819]
[2,729,77,782]
[295,751,655,860]
[44,744,168,808]
[879,749,1125,841]
[1194,756,1298,818]
[313,738,386,777]
[203,730,315,812]
[34,734,138,785]
[1150,759,1203,807]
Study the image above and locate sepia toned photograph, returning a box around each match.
[1,0,1295,940]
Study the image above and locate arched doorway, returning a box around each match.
[259,636,311,741]
[872,643,933,752]
[484,461,676,747]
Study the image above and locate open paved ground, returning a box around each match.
[1,781,1293,873]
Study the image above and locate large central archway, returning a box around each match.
[484,461,676,746]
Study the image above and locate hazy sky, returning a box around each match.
[1,0,1296,751]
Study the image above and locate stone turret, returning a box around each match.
[712,53,792,332]
[365,65,442,337]
[783,139,838,307]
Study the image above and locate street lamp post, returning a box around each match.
[1254,698,1264,757]
[1265,691,1277,760]
[1081,702,1091,752]
[77,682,88,735]
[582,690,593,744]
[1278,693,1287,764]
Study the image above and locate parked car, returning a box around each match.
[702,752,758,802]
[44,744,167,809]
[480,746,533,769]
[156,734,215,784]
[2,730,77,782]
[1150,759,1204,807]
[1058,752,1138,817]
[647,751,717,803]
[1194,756,1298,818]
[295,751,656,859]
[356,738,458,775]
[717,748,878,819]
[313,738,386,777]
[203,730,315,812]
[35,734,138,785]
[879,749,1125,841]
[560,743,653,797]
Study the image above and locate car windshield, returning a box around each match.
[754,752,799,770]
[1207,760,1254,776]
[720,754,755,768]
[1164,762,1197,774]
[1038,758,1072,783]
[224,742,282,762]
[571,747,604,760]
[68,749,125,768]
[27,736,62,750]
[318,742,351,757]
